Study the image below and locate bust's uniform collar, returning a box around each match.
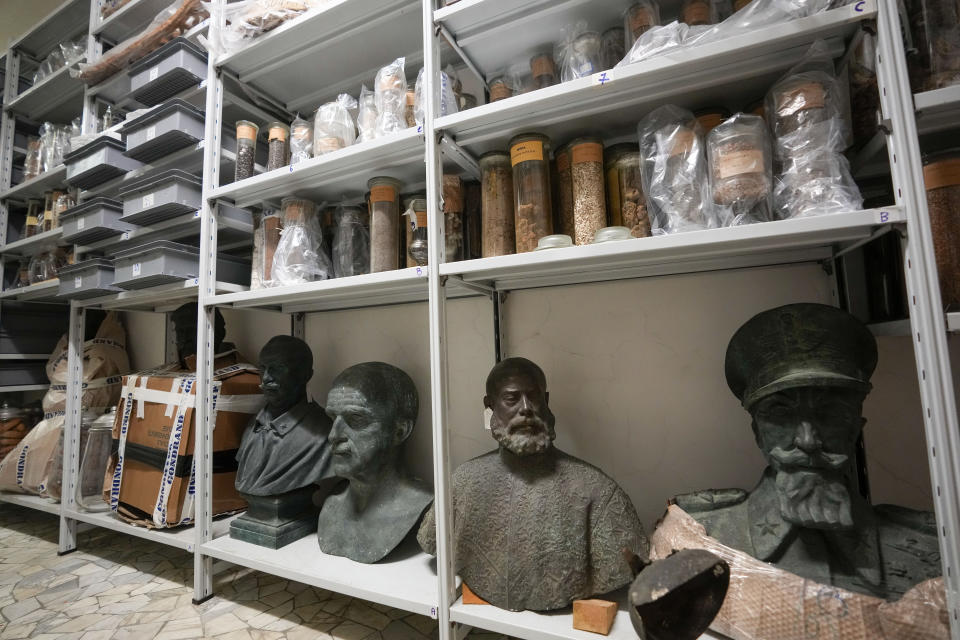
[256,399,312,437]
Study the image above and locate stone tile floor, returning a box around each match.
[0,505,507,640]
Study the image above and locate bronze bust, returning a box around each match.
[317,362,433,563]
[418,357,648,611]
[675,303,941,600]
[231,336,333,548]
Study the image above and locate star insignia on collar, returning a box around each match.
[756,517,781,537]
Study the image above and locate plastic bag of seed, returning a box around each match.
[289,114,313,164]
[270,197,332,286]
[637,104,714,234]
[775,150,863,218]
[357,85,379,143]
[558,23,603,82]
[414,67,459,129]
[313,93,357,156]
[374,57,407,137]
[617,21,688,67]
[707,113,775,226]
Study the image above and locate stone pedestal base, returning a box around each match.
[230,487,317,549]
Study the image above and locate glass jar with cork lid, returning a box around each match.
[680,0,714,24]
[625,1,661,47]
[614,149,651,238]
[707,114,773,226]
[923,149,960,308]
[479,152,515,257]
[569,137,607,245]
[530,52,557,90]
[265,122,290,172]
[443,175,464,262]
[555,142,575,238]
[235,120,258,181]
[407,198,429,266]
[509,133,553,253]
[603,143,636,228]
[368,176,404,273]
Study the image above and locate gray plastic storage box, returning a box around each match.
[129,37,208,107]
[118,169,202,226]
[112,240,250,290]
[0,302,69,355]
[60,197,134,244]
[64,136,143,189]
[57,258,121,299]
[120,99,205,162]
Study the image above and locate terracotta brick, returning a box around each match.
[572,599,617,635]
[461,583,489,605]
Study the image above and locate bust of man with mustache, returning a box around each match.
[418,357,648,611]
[675,303,941,600]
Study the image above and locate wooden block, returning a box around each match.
[461,583,489,605]
[572,599,617,635]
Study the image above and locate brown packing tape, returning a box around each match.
[923,158,960,190]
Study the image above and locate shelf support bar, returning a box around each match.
[825,223,896,262]
[439,135,481,181]
[58,302,85,555]
[494,291,507,363]
[435,22,488,90]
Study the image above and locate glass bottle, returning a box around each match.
[509,133,553,253]
[235,120,258,181]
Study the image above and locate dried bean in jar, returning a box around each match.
[266,122,290,172]
[235,120,258,182]
[443,175,464,262]
[480,151,515,258]
[569,138,606,245]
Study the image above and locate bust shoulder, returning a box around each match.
[674,488,749,513]
[875,503,938,536]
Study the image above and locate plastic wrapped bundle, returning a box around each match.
[624,1,662,49]
[775,151,863,218]
[616,21,689,67]
[313,94,357,155]
[414,67,459,128]
[638,104,713,234]
[600,27,626,70]
[559,26,602,82]
[290,114,313,164]
[270,198,332,286]
[357,85,379,143]
[209,0,317,56]
[374,57,407,137]
[332,203,370,278]
[707,114,774,226]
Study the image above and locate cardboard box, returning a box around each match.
[107,361,263,528]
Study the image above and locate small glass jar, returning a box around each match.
[569,137,606,245]
[555,143,575,238]
[562,31,602,82]
[443,175,464,262]
[260,209,283,283]
[923,149,960,308]
[408,198,429,266]
[266,122,290,172]
[480,152,515,258]
[695,108,730,134]
[405,90,417,128]
[768,78,831,141]
[681,0,713,24]
[602,143,636,228]
[907,0,960,92]
[368,176,404,273]
[290,116,313,165]
[333,204,370,278]
[535,234,573,250]
[76,409,115,512]
[510,133,553,253]
[489,77,513,102]
[625,1,661,47]
[235,120,259,182]
[23,201,41,238]
[593,226,632,243]
[600,27,626,71]
[0,402,27,460]
[708,114,773,224]
[615,151,651,238]
[530,53,557,90]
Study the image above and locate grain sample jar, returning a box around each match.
[625,1,660,47]
[510,133,553,253]
[405,90,417,128]
[0,402,28,459]
[561,31,602,81]
[333,204,370,278]
[555,143,575,238]
[695,108,730,134]
[235,120,258,181]
[923,150,960,308]
[290,116,313,165]
[600,27,626,70]
[408,198,429,266]
[368,176,403,272]
[681,0,713,24]
[530,53,557,90]
[480,151,515,257]
[443,175,464,262]
[907,0,960,91]
[615,151,651,238]
[602,143,635,228]
[262,209,283,283]
[707,114,773,225]
[569,138,606,245]
[489,77,513,102]
[76,410,114,512]
[266,122,290,172]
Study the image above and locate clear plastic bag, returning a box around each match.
[313,93,357,155]
[332,203,370,278]
[559,25,603,82]
[356,85,379,143]
[414,67,459,128]
[707,114,774,226]
[624,1,662,50]
[638,104,713,234]
[270,198,332,286]
[60,38,86,66]
[374,57,407,137]
[24,137,41,181]
[290,114,313,164]
[616,21,689,67]
[207,0,318,56]
[600,26,626,70]
[39,123,72,172]
[775,151,863,218]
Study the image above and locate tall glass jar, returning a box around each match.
[368,176,403,272]
[923,149,960,308]
[266,122,289,172]
[707,114,773,225]
[681,0,713,24]
[408,198,429,266]
[625,1,661,48]
[480,152,515,257]
[76,409,115,512]
[561,31,602,82]
[235,120,258,181]
[333,204,370,278]
[510,133,553,253]
[261,209,283,284]
[290,116,313,165]
[615,151,651,238]
[489,77,513,102]
[443,175,464,262]
[530,52,557,90]
[600,27,626,71]
[907,0,960,92]
[569,137,606,245]
[554,143,574,238]
[603,143,636,228]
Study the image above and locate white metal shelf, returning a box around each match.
[436,2,872,153]
[441,209,902,291]
[915,85,960,135]
[0,228,64,256]
[200,534,440,618]
[0,354,51,360]
[0,384,49,393]
[65,509,237,552]
[6,0,88,60]
[210,129,424,208]
[7,64,85,124]
[75,279,246,311]
[0,279,60,302]
[217,0,422,113]
[0,492,61,515]
[870,312,960,336]
[450,596,724,640]
[92,0,171,41]
[1,165,68,202]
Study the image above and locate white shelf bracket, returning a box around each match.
[435,22,488,91]
[439,135,480,181]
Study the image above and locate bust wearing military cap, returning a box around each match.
[675,303,941,601]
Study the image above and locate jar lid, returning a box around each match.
[236,120,259,140]
[922,152,960,190]
[0,402,24,420]
[479,150,510,166]
[568,136,604,148]
[509,132,550,147]
[594,226,632,243]
[535,234,573,250]
[266,122,289,140]
[411,198,428,211]
[367,176,404,191]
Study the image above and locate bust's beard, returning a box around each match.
[491,412,556,456]
[770,446,855,530]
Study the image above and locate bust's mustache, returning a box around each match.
[769,446,848,470]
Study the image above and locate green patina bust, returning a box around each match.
[676,303,941,601]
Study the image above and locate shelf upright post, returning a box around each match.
[59,302,85,554]
[81,0,100,135]
[193,0,226,605]
[424,0,455,637]
[875,0,960,634]
[0,52,18,249]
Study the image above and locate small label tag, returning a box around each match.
[593,70,614,86]
[483,407,492,431]
[146,125,156,140]
[74,276,82,289]
[76,217,85,230]
[132,263,142,277]
[149,67,159,81]
[142,193,155,208]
